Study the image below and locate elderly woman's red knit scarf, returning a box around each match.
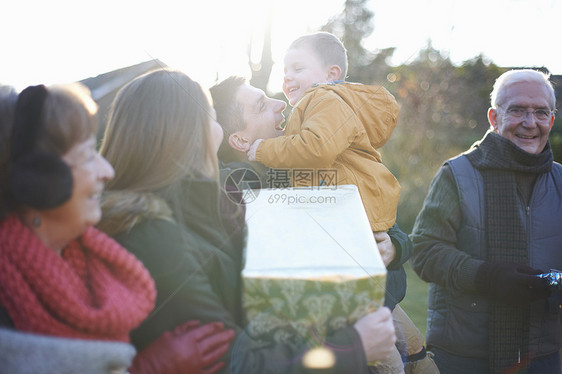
[0,215,156,342]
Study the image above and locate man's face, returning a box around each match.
[236,83,286,143]
[490,81,554,154]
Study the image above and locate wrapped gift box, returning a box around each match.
[242,185,387,347]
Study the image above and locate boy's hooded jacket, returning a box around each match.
[256,82,401,231]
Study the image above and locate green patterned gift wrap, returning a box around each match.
[242,185,387,347]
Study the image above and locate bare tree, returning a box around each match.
[248,0,274,92]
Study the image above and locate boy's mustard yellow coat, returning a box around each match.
[256,82,401,231]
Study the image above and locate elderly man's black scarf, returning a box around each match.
[466,131,552,374]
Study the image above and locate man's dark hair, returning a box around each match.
[210,76,247,162]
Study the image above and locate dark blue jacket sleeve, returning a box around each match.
[384,222,413,309]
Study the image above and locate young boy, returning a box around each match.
[247,32,438,374]
[247,31,400,233]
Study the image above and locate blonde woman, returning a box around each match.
[99,68,239,374]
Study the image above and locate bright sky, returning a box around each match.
[2,0,561,94]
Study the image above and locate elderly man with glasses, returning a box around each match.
[410,69,562,374]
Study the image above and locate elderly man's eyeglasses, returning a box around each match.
[498,106,552,121]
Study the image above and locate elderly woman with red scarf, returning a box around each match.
[0,83,233,374]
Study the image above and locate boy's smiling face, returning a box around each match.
[282,47,332,106]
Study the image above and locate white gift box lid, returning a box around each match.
[242,185,386,280]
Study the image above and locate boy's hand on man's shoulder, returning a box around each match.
[373,231,395,267]
[247,139,263,161]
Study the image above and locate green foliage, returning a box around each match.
[550,107,562,162]
[400,263,429,336]
[322,0,375,69]
[381,47,507,232]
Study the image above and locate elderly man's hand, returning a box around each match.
[475,262,550,306]
[247,139,263,161]
[374,231,395,267]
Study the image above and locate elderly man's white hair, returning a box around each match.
[490,69,556,110]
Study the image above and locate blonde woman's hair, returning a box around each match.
[100,68,218,194]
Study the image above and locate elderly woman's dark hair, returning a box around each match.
[1,83,98,216]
